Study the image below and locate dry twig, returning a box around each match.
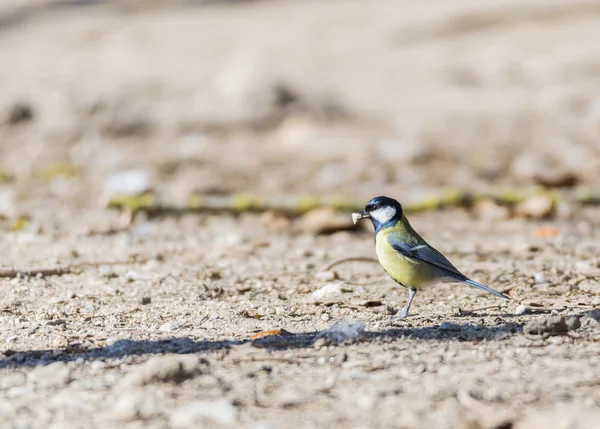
[321,257,379,272]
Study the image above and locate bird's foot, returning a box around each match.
[391,310,409,320]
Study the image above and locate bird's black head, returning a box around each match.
[352,196,403,230]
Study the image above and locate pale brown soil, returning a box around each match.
[1,1,600,428]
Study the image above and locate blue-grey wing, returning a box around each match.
[387,235,466,280]
[388,235,510,299]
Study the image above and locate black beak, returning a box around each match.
[351,210,370,225]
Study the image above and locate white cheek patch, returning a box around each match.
[370,206,397,224]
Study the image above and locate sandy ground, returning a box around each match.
[1,1,600,428]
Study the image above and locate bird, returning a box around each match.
[352,196,509,319]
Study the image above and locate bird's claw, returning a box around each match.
[391,311,409,320]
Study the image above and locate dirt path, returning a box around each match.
[1,1,600,428]
[1,209,599,428]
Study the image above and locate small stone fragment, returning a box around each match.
[534,169,578,188]
[312,283,342,300]
[315,319,365,344]
[313,338,330,350]
[578,279,600,295]
[159,322,180,332]
[473,199,509,221]
[139,296,152,305]
[28,362,71,388]
[509,152,540,183]
[580,309,600,329]
[587,309,600,322]
[515,195,555,219]
[81,304,96,314]
[119,354,206,387]
[566,316,581,331]
[228,343,272,362]
[112,390,158,421]
[170,399,238,428]
[260,210,292,233]
[523,316,568,336]
[515,305,531,316]
[575,261,597,276]
[272,387,310,408]
[0,373,25,389]
[7,102,34,125]
[103,169,153,197]
[0,187,16,218]
[125,270,152,281]
[439,321,461,331]
[299,208,355,234]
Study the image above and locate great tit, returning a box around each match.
[352,196,509,318]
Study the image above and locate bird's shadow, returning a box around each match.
[0,321,524,369]
[455,309,553,318]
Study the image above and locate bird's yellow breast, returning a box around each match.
[375,224,437,289]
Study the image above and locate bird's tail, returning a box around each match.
[462,278,510,300]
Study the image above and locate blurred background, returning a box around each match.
[1,0,600,217]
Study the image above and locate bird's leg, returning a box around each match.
[393,287,417,319]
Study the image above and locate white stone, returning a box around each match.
[170,399,238,427]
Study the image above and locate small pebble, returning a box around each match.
[296,248,313,258]
[312,283,342,299]
[515,305,531,316]
[515,195,554,218]
[566,316,581,331]
[7,102,34,124]
[547,336,565,345]
[170,399,238,427]
[439,321,461,331]
[159,322,180,332]
[523,316,568,336]
[579,279,600,294]
[260,211,292,233]
[139,296,151,305]
[28,362,71,388]
[587,309,600,322]
[81,304,96,314]
[120,354,206,387]
[581,309,600,328]
[103,169,153,197]
[473,200,510,221]
[112,390,158,421]
[313,338,330,350]
[316,319,365,344]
